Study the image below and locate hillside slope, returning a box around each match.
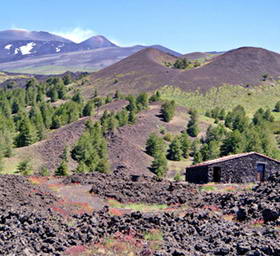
[89,47,280,95]
[89,48,180,95]
[178,47,280,90]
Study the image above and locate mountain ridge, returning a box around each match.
[0,29,182,73]
[88,46,280,95]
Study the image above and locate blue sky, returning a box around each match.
[1,0,279,53]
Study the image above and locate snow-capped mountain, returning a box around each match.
[0,29,181,74]
[0,29,72,43]
[0,30,119,63]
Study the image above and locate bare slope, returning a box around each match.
[178,47,280,90]
[90,48,180,95]
[107,103,187,175]
[89,46,280,95]
[182,52,211,60]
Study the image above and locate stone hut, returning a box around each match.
[186,152,280,184]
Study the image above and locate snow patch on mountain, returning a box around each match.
[4,44,12,50]
[19,42,36,55]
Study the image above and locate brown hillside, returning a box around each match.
[89,48,179,95]
[89,47,280,94]
[15,100,128,172]
[107,103,188,176]
[178,47,280,90]
[182,51,222,60]
[182,52,211,60]
[12,102,190,176]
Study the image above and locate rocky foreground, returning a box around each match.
[0,172,279,255]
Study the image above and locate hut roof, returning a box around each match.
[186,152,280,169]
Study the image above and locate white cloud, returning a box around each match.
[10,26,29,32]
[110,38,147,47]
[51,27,96,43]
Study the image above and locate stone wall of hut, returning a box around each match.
[186,154,280,184]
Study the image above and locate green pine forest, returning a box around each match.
[1,75,280,178]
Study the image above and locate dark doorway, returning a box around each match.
[256,163,265,182]
[213,167,221,182]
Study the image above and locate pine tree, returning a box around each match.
[55,160,69,176]
[136,93,149,110]
[168,136,183,161]
[149,91,161,102]
[83,101,94,116]
[151,153,168,177]
[253,109,265,126]
[30,106,45,140]
[126,95,137,112]
[72,121,110,173]
[72,91,83,104]
[51,116,62,129]
[40,103,53,129]
[187,109,200,137]
[218,108,226,120]
[61,146,69,161]
[50,88,58,102]
[63,73,72,85]
[161,100,175,122]
[220,130,244,156]
[116,110,129,126]
[107,115,117,132]
[146,133,166,157]
[201,140,220,161]
[244,128,263,153]
[128,110,136,124]
[264,109,274,122]
[193,151,203,164]
[16,118,38,147]
[180,133,190,158]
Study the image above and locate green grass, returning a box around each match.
[2,147,43,174]
[108,199,168,212]
[144,230,163,241]
[0,72,30,83]
[160,82,280,118]
[168,159,192,172]
[199,184,217,191]
[199,183,256,193]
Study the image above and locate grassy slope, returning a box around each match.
[0,72,30,83]
[160,82,280,118]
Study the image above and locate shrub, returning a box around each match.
[174,172,182,182]
[55,160,69,176]
[39,167,50,176]
[161,100,175,122]
[17,160,33,176]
